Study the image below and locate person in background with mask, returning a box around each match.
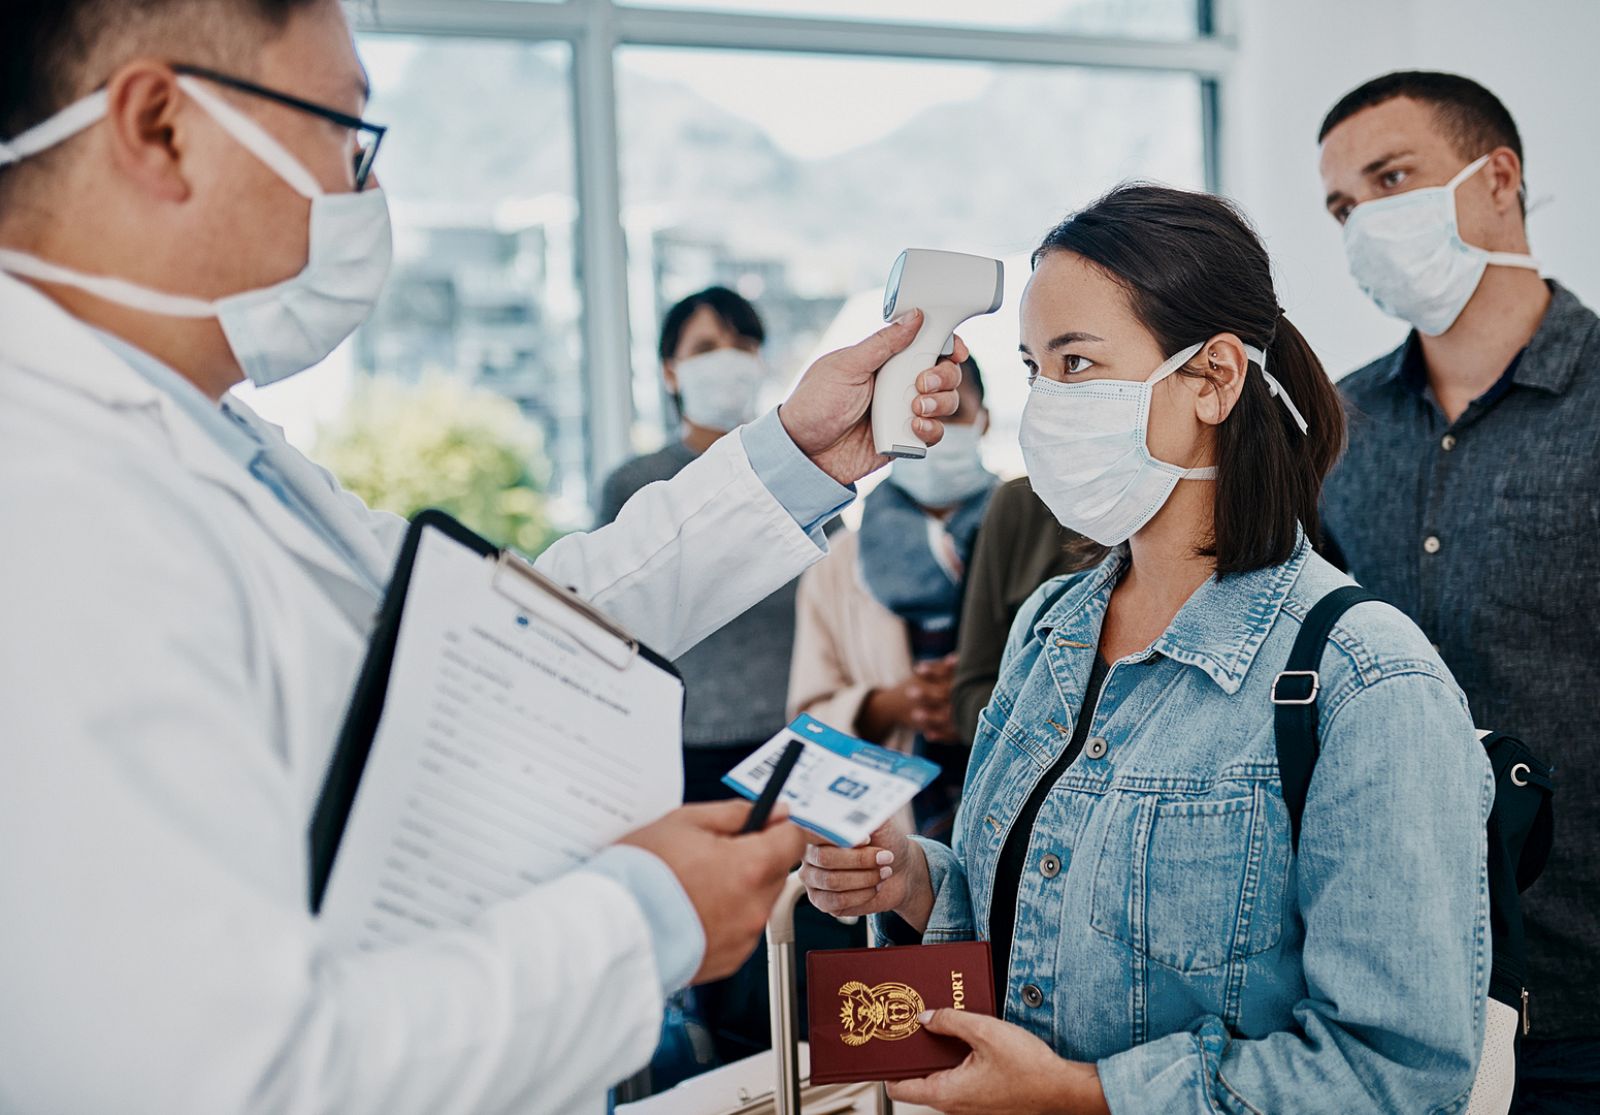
[788,358,997,839]
[599,286,792,804]
[951,476,1089,746]
[1318,72,1600,1112]
[0,2,967,1111]
[800,186,1492,1114]
[599,288,813,1076]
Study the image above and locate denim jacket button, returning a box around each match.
[1021,984,1044,1008]
[1085,736,1109,759]
[1441,434,1458,451]
[1039,853,1062,878]
[1423,535,1442,555]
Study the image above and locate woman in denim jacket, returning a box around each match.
[801,185,1493,1114]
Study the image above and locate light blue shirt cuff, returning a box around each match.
[740,407,855,541]
[584,845,705,995]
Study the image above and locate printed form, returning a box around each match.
[318,525,685,952]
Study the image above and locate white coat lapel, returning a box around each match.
[157,399,387,627]
[224,399,399,590]
[0,275,385,626]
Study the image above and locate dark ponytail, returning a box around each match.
[1035,184,1346,575]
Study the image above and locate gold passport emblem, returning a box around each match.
[837,981,925,1046]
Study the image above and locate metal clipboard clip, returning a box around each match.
[490,549,640,671]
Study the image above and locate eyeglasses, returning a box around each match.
[173,64,388,191]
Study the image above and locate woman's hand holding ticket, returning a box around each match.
[799,819,935,931]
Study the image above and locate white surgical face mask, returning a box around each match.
[1020,341,1307,546]
[1343,154,1540,336]
[673,347,768,431]
[890,417,993,508]
[0,75,392,386]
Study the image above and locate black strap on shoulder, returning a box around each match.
[1273,586,1385,852]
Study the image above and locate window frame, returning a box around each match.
[355,0,1236,491]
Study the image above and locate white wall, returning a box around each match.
[1222,0,1600,377]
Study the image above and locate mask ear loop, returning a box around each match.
[1144,341,1206,386]
[1141,342,1215,478]
[1447,153,1493,193]
[177,76,323,199]
[1244,345,1310,435]
[0,247,217,317]
[1439,153,1542,274]
[0,89,111,166]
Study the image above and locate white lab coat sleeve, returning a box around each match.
[0,479,663,1115]
[245,405,828,661]
[533,430,828,660]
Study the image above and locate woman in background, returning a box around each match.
[600,287,817,1078]
[598,286,793,803]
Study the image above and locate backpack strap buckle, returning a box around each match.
[1271,670,1320,706]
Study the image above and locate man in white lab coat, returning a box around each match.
[0,2,964,1112]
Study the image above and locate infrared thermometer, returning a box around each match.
[871,248,1004,458]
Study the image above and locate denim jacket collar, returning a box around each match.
[1033,535,1311,695]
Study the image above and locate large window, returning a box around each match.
[618,48,1205,472]
[239,36,591,532]
[627,0,1206,39]
[352,38,588,516]
[248,0,1228,530]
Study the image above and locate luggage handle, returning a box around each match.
[767,871,888,1115]
[768,873,808,1115]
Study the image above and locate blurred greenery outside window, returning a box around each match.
[315,375,561,557]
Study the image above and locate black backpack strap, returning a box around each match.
[1273,586,1385,851]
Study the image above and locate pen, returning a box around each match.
[740,737,806,834]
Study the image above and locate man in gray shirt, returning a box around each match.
[1318,72,1599,1112]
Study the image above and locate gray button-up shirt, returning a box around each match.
[1323,280,1600,1039]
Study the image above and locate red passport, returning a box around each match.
[806,941,996,1085]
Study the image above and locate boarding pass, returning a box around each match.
[723,714,941,847]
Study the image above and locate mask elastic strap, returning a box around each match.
[1447,154,1493,192]
[1146,343,1217,479]
[1149,340,1310,436]
[1244,345,1310,435]
[1144,341,1206,385]
[1448,154,1542,274]
[0,248,218,318]
[177,76,323,199]
[1483,251,1542,272]
[1435,153,1543,277]
[0,89,111,167]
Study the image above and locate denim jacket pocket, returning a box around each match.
[1089,786,1284,974]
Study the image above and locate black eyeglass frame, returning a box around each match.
[173,63,387,190]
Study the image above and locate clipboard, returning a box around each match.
[308,509,683,917]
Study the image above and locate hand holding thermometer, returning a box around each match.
[870,249,1005,458]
